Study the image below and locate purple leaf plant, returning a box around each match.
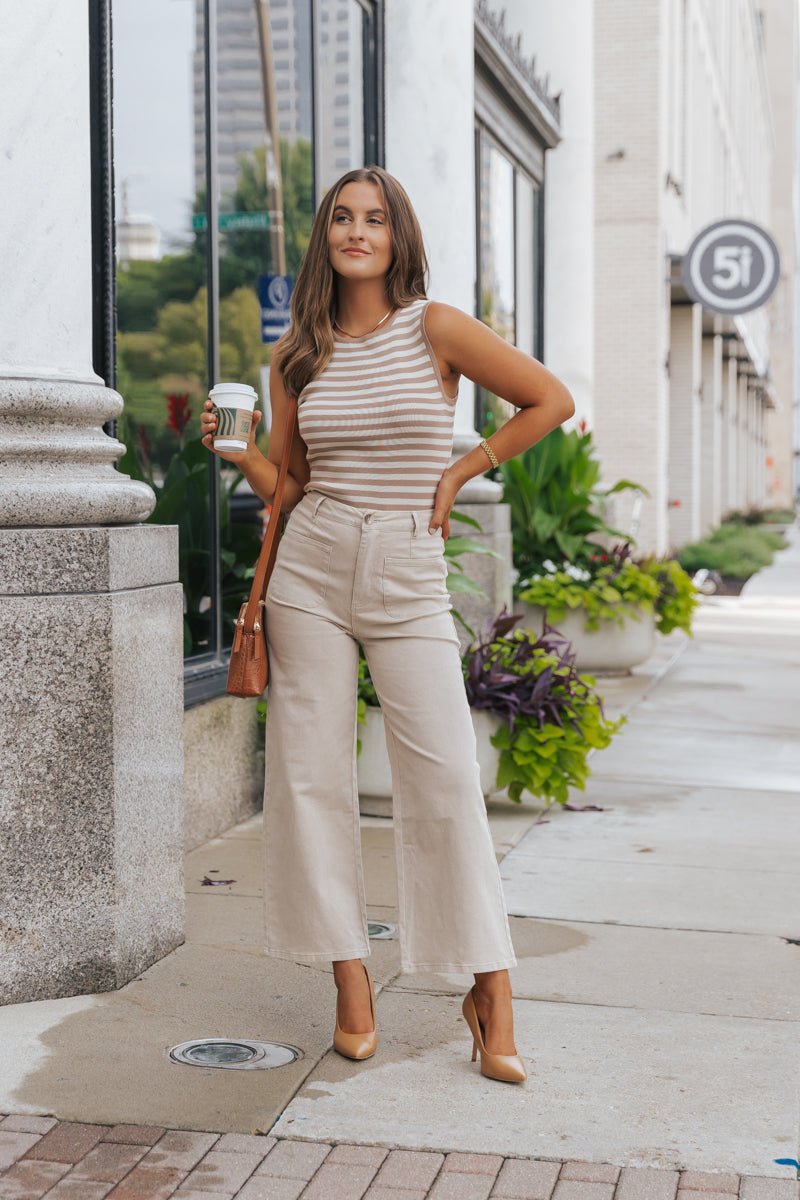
[462,606,609,738]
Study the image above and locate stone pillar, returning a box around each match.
[723,355,738,512]
[699,331,723,534]
[0,1,184,1003]
[668,303,702,547]
[737,371,749,511]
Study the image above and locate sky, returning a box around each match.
[113,0,197,249]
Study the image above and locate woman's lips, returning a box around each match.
[342,248,369,255]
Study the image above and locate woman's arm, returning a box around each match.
[425,301,575,490]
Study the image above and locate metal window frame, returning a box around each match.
[88,0,117,426]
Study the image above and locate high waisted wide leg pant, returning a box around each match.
[262,488,517,974]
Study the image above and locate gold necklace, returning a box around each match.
[333,306,394,338]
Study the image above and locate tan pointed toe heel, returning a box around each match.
[461,986,527,1084]
[333,962,378,1061]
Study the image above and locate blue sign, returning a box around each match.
[258,274,293,344]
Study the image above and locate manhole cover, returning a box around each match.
[368,921,397,939]
[169,1038,303,1070]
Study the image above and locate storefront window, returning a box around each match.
[106,0,381,700]
[476,125,543,436]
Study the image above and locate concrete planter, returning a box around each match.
[512,599,656,674]
[357,705,507,814]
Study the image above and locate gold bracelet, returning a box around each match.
[479,437,500,469]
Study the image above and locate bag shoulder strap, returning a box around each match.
[240,394,299,634]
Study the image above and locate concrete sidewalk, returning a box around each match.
[1,525,798,1198]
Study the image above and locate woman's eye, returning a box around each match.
[334,215,383,224]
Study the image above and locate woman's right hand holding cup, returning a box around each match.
[200,397,262,465]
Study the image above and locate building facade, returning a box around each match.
[508,0,797,553]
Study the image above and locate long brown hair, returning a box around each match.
[276,165,430,400]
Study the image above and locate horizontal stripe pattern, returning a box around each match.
[297,298,457,511]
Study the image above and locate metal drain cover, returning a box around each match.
[169,1038,303,1070]
[368,921,397,939]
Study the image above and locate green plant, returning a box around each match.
[463,610,626,807]
[634,554,698,635]
[676,521,787,580]
[724,505,796,526]
[498,423,648,580]
[517,557,661,632]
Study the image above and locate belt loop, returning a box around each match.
[410,511,420,536]
[312,493,326,519]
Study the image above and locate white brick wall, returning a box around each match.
[594,0,670,554]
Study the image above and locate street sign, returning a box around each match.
[259,273,293,344]
[681,219,780,315]
[192,211,273,232]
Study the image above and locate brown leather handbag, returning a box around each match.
[226,395,298,697]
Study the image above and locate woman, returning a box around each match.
[201,165,574,1085]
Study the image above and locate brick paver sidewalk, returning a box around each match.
[0,1117,797,1200]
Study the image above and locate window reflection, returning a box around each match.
[211,0,315,651]
[316,0,365,192]
[478,134,516,430]
[112,0,373,670]
[476,128,543,436]
[482,141,515,345]
[113,0,213,656]
[515,171,537,358]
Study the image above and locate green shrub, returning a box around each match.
[517,559,661,632]
[724,505,796,525]
[635,555,699,636]
[677,522,787,580]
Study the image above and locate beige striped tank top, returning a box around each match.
[297,297,458,511]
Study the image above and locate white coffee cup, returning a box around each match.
[208,382,258,452]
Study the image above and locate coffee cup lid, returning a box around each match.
[209,382,258,398]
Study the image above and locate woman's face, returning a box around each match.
[327,180,393,282]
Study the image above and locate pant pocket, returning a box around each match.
[382,547,449,618]
[267,529,333,608]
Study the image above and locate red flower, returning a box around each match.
[166,392,192,438]
[578,416,588,434]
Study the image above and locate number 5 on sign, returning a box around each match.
[682,219,780,315]
[712,244,753,290]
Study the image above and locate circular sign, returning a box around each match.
[681,219,780,315]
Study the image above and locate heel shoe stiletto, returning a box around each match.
[461,986,527,1083]
[333,962,377,1061]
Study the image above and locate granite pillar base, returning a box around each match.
[0,525,184,1004]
